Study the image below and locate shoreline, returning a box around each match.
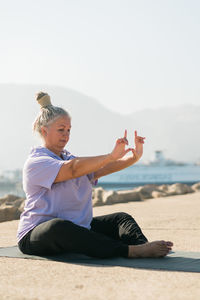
[92,182,200,206]
[97,180,199,191]
[0,182,200,223]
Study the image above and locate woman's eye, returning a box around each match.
[58,129,64,132]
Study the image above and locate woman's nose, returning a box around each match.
[63,131,70,137]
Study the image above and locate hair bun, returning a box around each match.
[36,92,52,108]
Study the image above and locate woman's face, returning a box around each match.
[41,115,71,155]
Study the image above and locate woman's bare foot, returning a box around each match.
[128,240,173,258]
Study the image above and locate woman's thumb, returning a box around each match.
[131,148,137,158]
[125,148,133,155]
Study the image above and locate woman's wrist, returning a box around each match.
[129,154,140,165]
[107,153,116,163]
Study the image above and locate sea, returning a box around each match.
[0,165,200,198]
[98,164,200,190]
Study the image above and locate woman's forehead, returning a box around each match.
[54,116,71,127]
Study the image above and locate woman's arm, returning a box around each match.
[54,132,132,183]
[93,155,137,179]
[93,130,145,179]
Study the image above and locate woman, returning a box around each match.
[17,92,173,258]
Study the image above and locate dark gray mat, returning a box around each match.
[0,246,200,273]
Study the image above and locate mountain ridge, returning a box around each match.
[0,83,199,170]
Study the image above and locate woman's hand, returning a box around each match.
[131,130,145,162]
[110,130,133,161]
[93,130,146,180]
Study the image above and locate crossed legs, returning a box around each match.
[18,212,173,258]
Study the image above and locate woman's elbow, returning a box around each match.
[54,162,74,183]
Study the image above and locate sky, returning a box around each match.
[0,0,200,114]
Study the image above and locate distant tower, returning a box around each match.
[154,150,165,164]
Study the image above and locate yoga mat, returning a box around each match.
[0,246,200,273]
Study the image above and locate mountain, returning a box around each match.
[0,83,199,170]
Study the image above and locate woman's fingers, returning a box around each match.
[117,138,125,144]
[135,131,146,144]
[124,129,128,144]
[131,148,138,159]
[117,130,146,147]
[125,148,134,155]
[124,129,127,138]
[135,130,145,140]
[117,137,128,145]
[137,137,145,144]
[135,130,137,138]
[136,137,145,141]
[124,137,128,145]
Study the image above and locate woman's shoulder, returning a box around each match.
[23,146,75,170]
[24,147,57,169]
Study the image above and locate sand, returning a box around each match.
[0,192,200,300]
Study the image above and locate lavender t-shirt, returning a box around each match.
[17,146,97,242]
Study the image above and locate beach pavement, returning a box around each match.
[0,192,199,300]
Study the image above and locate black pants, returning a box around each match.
[18,212,148,258]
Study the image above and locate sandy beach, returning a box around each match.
[0,192,200,300]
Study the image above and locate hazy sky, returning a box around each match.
[0,0,199,114]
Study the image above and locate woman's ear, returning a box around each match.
[41,126,48,137]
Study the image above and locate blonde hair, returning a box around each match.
[33,92,71,136]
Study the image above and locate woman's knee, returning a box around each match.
[45,218,69,235]
[30,218,66,240]
[115,212,133,220]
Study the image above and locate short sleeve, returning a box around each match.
[24,156,65,190]
[87,173,98,186]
